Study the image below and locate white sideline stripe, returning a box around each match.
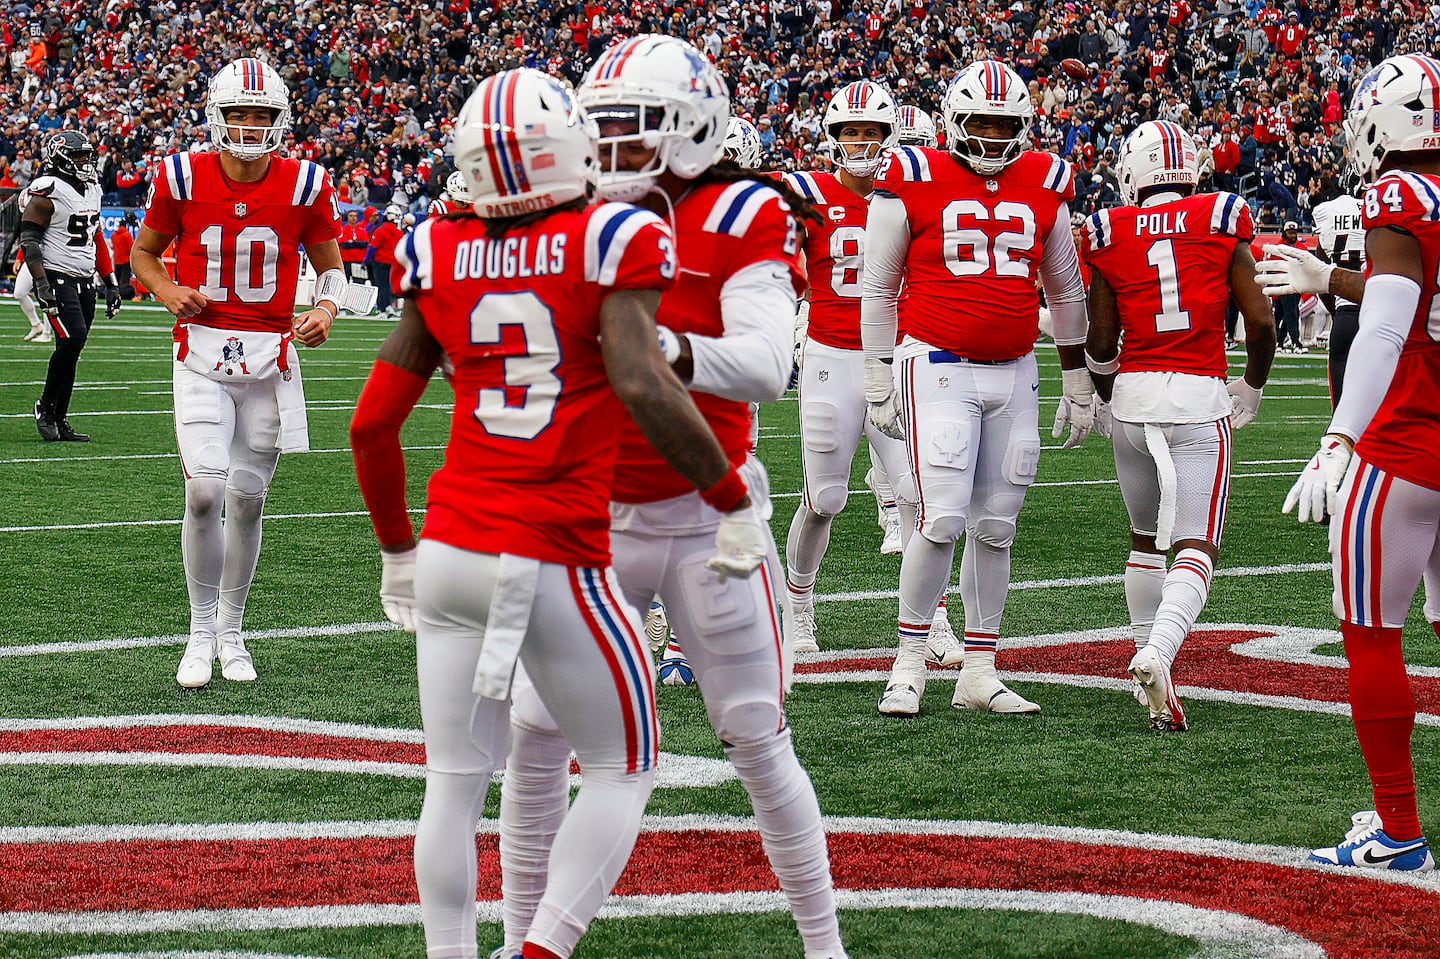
[0,712,421,740]
[0,622,403,657]
[3,377,376,387]
[0,445,444,466]
[0,405,449,419]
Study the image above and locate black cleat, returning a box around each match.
[55,419,89,442]
[1150,716,1189,733]
[34,400,59,442]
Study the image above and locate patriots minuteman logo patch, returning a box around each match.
[215,337,250,376]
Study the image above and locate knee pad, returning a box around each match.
[713,698,785,750]
[922,514,967,544]
[891,472,918,509]
[967,516,1017,549]
[226,467,269,501]
[511,684,563,737]
[806,481,849,517]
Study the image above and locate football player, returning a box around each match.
[426,170,472,217]
[862,60,1092,718]
[131,58,347,688]
[14,246,49,343]
[723,115,763,169]
[21,130,123,441]
[780,80,961,663]
[1082,121,1276,731]
[1280,54,1440,872]
[896,104,939,148]
[350,67,766,959]
[496,36,848,959]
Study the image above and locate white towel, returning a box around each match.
[473,554,542,701]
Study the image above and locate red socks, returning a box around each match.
[1343,622,1421,841]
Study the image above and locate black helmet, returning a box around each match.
[42,130,98,184]
[123,211,139,226]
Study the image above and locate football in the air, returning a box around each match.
[1059,58,1091,81]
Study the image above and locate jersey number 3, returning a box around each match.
[470,291,561,441]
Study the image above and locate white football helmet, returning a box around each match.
[723,116,762,169]
[823,80,899,178]
[896,105,938,148]
[444,170,473,205]
[205,58,291,160]
[1346,54,1440,186]
[578,34,729,201]
[454,68,599,219]
[1118,120,1199,203]
[384,205,404,223]
[941,60,1033,175]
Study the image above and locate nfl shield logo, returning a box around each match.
[986,180,999,193]
[234,202,248,218]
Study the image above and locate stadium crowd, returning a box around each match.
[0,0,1436,229]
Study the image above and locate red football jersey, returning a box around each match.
[394,202,678,564]
[428,197,465,218]
[144,152,342,333]
[1354,171,1440,491]
[610,178,804,504]
[875,147,1075,361]
[781,170,869,350]
[1081,191,1253,378]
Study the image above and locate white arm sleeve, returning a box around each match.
[1039,203,1089,347]
[860,192,910,369]
[1327,273,1421,443]
[686,259,796,403]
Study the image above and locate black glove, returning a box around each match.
[32,275,58,315]
[104,283,123,319]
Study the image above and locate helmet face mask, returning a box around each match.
[578,35,729,202]
[43,130,98,184]
[942,61,1033,176]
[823,81,898,178]
[206,58,291,160]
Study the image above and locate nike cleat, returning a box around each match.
[1310,811,1434,872]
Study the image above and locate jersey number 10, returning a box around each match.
[200,224,279,304]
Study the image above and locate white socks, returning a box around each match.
[1146,548,1214,665]
[500,722,573,950]
[181,478,226,638]
[1125,550,1167,650]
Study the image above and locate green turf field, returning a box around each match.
[0,302,1436,959]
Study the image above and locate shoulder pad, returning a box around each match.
[701,180,785,237]
[885,146,932,183]
[291,159,329,207]
[586,202,666,284]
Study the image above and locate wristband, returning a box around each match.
[699,467,748,513]
[1085,351,1120,376]
[656,324,682,364]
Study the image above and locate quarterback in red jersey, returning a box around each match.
[349,68,765,959]
[1082,120,1276,731]
[1282,54,1440,873]
[495,35,849,959]
[781,81,935,660]
[131,58,347,689]
[861,60,1093,718]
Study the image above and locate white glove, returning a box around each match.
[1255,244,1334,297]
[1282,435,1352,523]
[705,505,768,581]
[1227,377,1264,430]
[1093,395,1112,440]
[864,356,904,439]
[1051,368,1094,449]
[380,547,418,633]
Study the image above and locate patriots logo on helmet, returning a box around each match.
[680,46,716,97]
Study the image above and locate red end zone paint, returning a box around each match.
[3,830,1437,958]
[800,627,1440,713]
[0,727,426,765]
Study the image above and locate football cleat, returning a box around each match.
[176,632,217,688]
[218,635,257,682]
[34,400,58,442]
[644,600,670,654]
[55,418,89,442]
[880,514,903,555]
[657,640,695,686]
[789,603,819,654]
[952,668,1041,714]
[925,612,963,668]
[1310,811,1434,872]
[878,639,927,717]
[1128,646,1187,731]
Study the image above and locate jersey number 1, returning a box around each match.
[1145,239,1192,333]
